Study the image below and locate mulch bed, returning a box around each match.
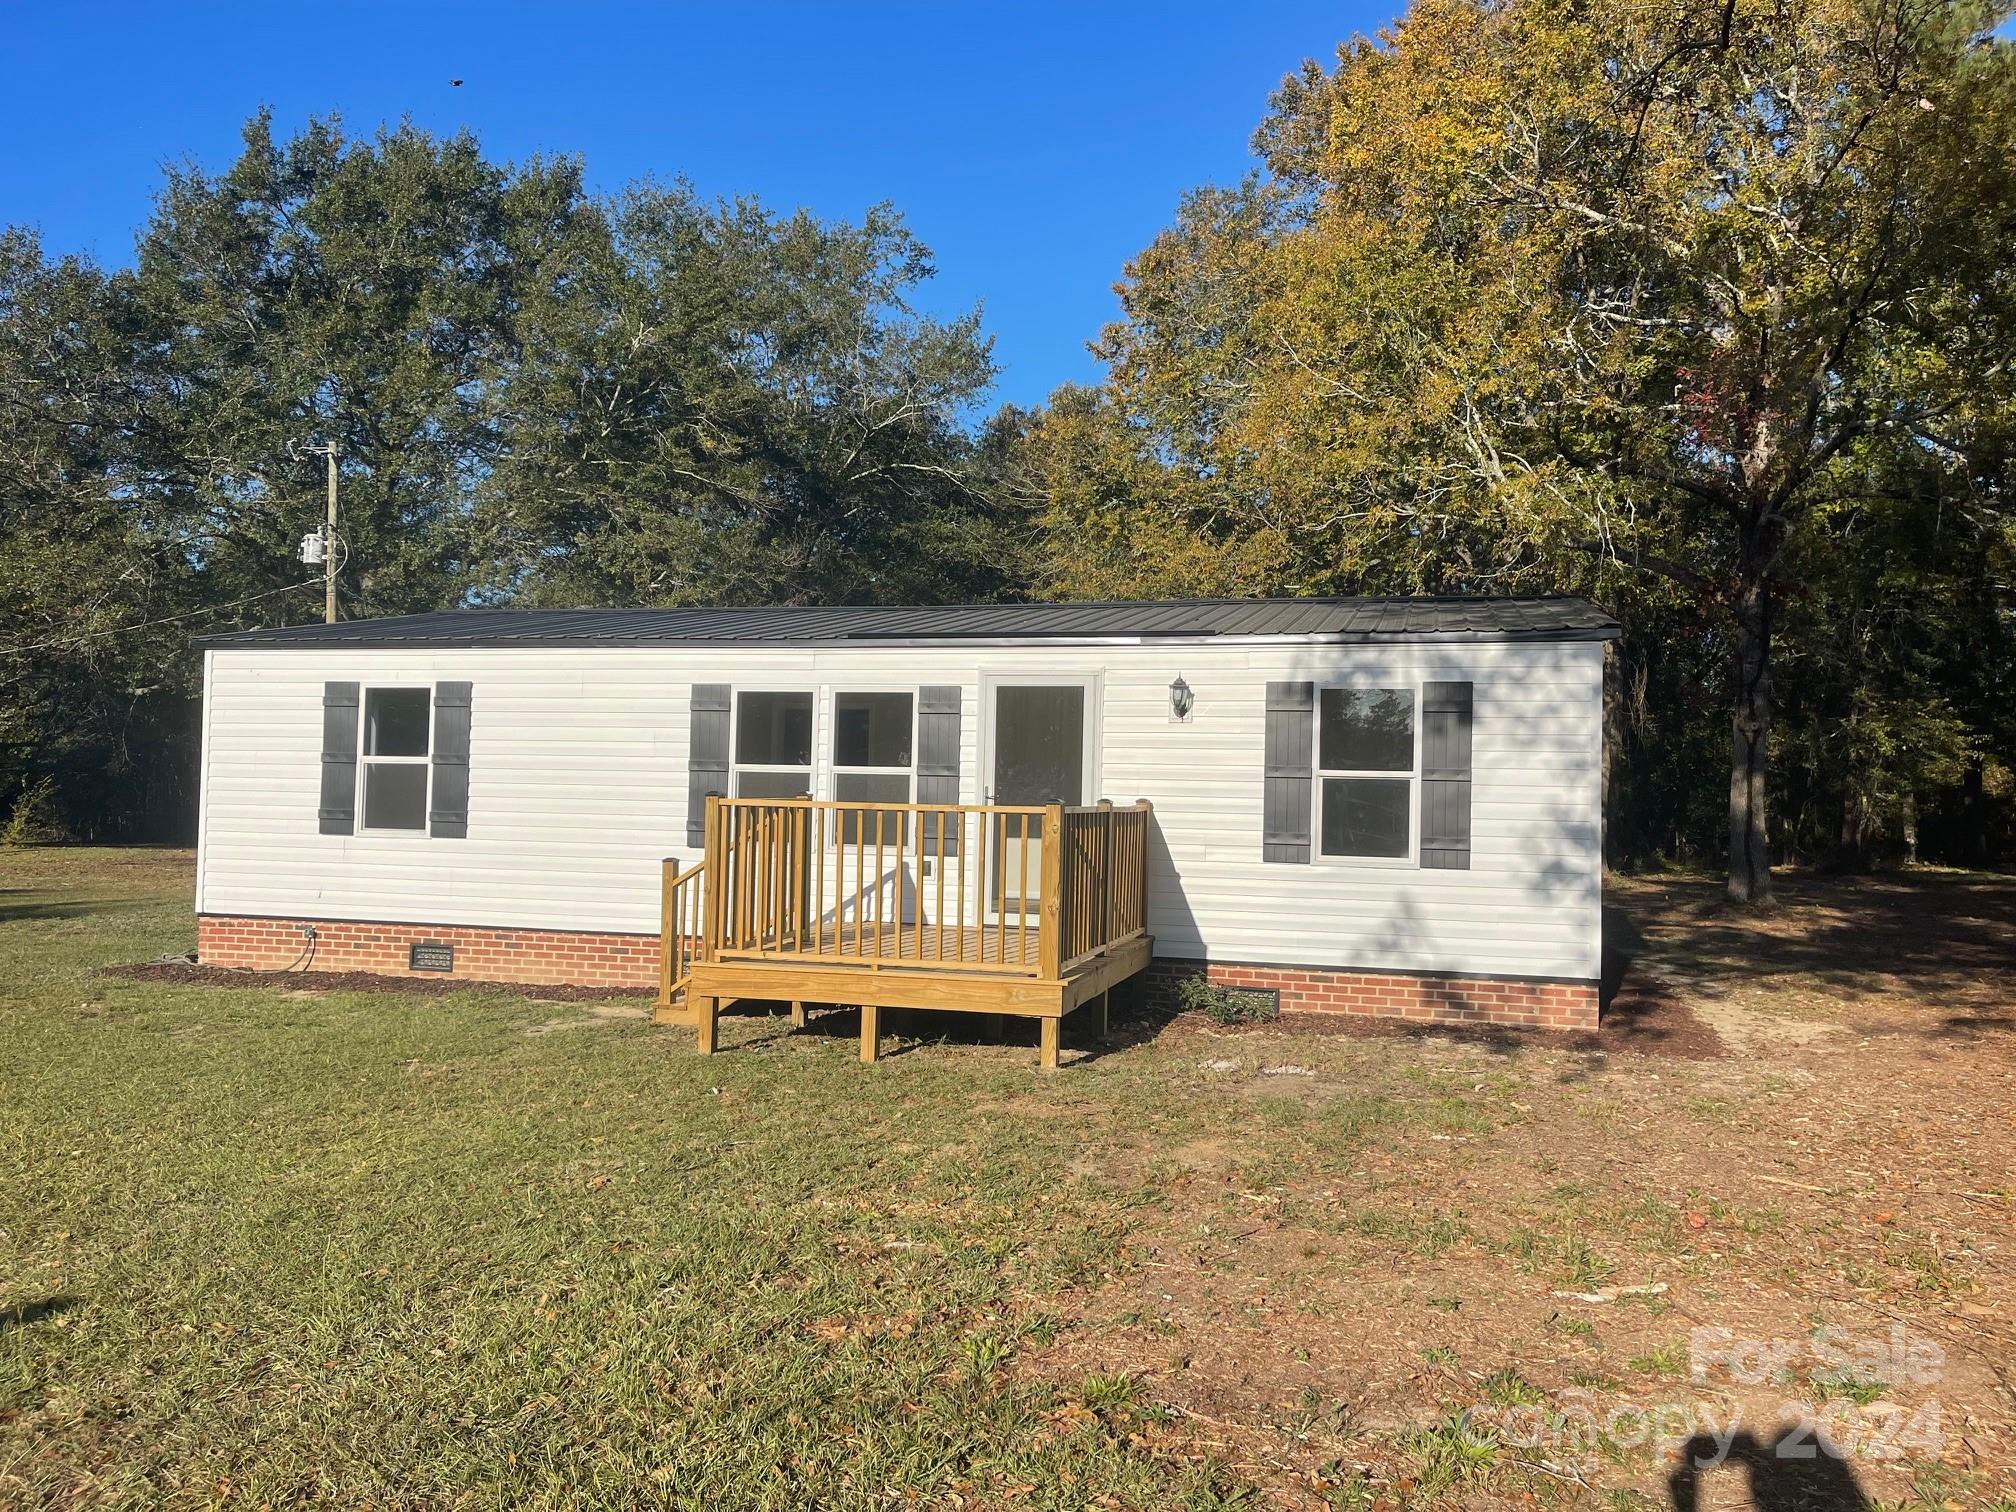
[102,961,656,1002]
[1115,983,1722,1060]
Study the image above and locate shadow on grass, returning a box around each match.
[0,891,142,924]
[1,1296,79,1332]
[716,1001,1142,1067]
[1615,870,2016,1027]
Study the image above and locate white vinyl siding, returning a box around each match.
[196,637,1603,981]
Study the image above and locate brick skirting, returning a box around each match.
[196,915,661,990]
[196,916,1598,1029]
[1132,958,1600,1032]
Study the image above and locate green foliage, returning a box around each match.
[1478,1367,1544,1407]
[1,776,65,846]
[1406,1411,1501,1493]
[1,115,1024,836]
[487,184,1029,609]
[1176,975,1281,1026]
[1032,0,2016,883]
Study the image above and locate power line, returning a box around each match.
[0,579,322,658]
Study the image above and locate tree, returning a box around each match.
[1,114,1033,836]
[486,185,1028,607]
[1040,0,2016,900]
[131,111,607,622]
[0,231,199,836]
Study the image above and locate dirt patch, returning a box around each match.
[1035,869,2016,1508]
[525,1002,653,1034]
[103,961,655,1004]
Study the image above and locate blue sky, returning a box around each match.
[3,2,1392,410]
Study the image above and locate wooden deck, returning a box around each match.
[655,796,1155,1068]
[723,920,1045,968]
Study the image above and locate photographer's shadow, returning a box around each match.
[1669,1428,1870,1510]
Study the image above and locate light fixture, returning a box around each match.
[1169,674,1194,722]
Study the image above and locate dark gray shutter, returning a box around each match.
[1263,681,1314,863]
[687,684,731,847]
[915,685,962,853]
[429,682,473,838]
[1420,681,1473,869]
[318,681,360,835]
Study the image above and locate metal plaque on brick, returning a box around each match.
[409,940,454,973]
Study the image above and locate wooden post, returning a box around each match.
[695,996,719,1055]
[1038,1015,1060,1071]
[1097,798,1115,949]
[790,999,807,1028]
[1038,802,1064,980]
[860,1003,881,1064]
[1094,988,1109,1042]
[701,794,724,963]
[657,857,676,1008]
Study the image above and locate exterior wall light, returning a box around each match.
[1169,674,1194,722]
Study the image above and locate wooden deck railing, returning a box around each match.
[657,859,706,1007]
[659,796,1151,1004]
[1057,800,1153,970]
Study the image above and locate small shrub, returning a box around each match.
[1812,1368,1888,1406]
[1479,1366,1545,1407]
[1408,1411,1500,1493]
[961,1332,1013,1377]
[1078,1370,1141,1413]
[1628,1340,1689,1377]
[1177,975,1281,1026]
[2,777,66,847]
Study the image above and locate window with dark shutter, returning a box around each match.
[915,685,962,854]
[1316,687,1415,859]
[319,681,360,835]
[359,688,431,831]
[429,682,472,838]
[1262,681,1314,863]
[1419,681,1473,869]
[688,685,731,847]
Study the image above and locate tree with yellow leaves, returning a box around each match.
[1037,0,2016,901]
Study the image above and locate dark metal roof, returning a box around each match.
[197,596,1620,649]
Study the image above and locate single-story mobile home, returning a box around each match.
[192,596,1617,1061]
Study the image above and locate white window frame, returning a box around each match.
[1313,682,1420,868]
[830,687,920,805]
[823,685,922,848]
[729,687,816,799]
[356,685,433,835]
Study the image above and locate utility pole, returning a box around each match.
[322,440,339,624]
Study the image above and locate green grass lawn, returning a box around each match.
[1,851,1254,1509]
[4,849,2012,1511]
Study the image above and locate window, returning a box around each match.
[360,687,431,831]
[733,690,813,798]
[833,691,914,841]
[1317,687,1415,859]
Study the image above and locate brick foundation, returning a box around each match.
[196,916,1599,1029]
[196,915,661,990]
[1132,957,1600,1032]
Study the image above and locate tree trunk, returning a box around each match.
[1962,761,1989,866]
[1726,578,1773,904]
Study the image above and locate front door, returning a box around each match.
[984,679,1093,916]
